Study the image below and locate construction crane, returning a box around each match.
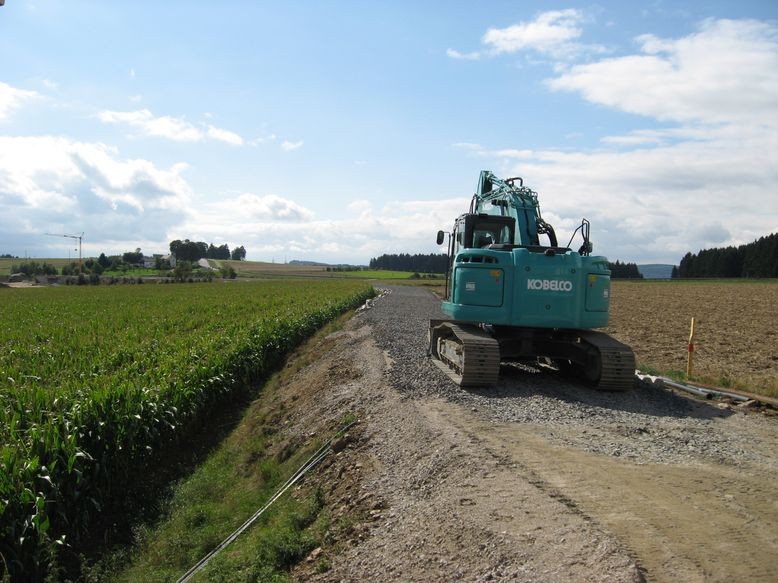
[46,232,84,272]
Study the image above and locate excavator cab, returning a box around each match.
[455,214,515,251]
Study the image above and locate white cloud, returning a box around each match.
[178,195,468,263]
[446,48,481,61]
[600,127,711,146]
[346,199,372,220]
[600,131,665,146]
[547,19,778,125]
[235,193,313,222]
[98,109,245,145]
[483,9,584,56]
[0,82,39,121]
[694,221,731,245]
[206,125,244,146]
[98,109,201,141]
[453,142,534,159]
[0,136,192,255]
[281,140,304,151]
[250,133,277,146]
[458,122,777,263]
[449,9,604,62]
[450,18,778,263]
[452,142,483,152]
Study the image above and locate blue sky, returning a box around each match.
[1,1,776,265]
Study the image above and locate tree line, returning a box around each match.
[607,260,643,279]
[368,253,646,279]
[369,253,448,273]
[674,233,777,278]
[169,239,246,262]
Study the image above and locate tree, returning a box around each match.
[369,253,448,273]
[170,240,204,262]
[231,245,246,261]
[84,258,103,275]
[169,239,183,258]
[155,255,172,270]
[676,233,777,278]
[207,243,231,259]
[122,249,143,265]
[219,265,237,279]
[11,261,57,276]
[172,239,245,261]
[97,252,111,268]
[607,260,643,279]
[173,261,193,282]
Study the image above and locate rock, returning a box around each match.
[331,437,348,453]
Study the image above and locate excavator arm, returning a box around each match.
[470,170,547,247]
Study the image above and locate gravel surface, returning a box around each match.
[287,284,778,582]
[362,285,776,467]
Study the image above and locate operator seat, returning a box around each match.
[475,234,494,248]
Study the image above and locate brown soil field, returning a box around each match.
[214,259,328,276]
[606,281,778,396]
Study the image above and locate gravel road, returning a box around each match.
[363,285,776,468]
[289,284,778,582]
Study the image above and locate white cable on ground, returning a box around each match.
[177,421,356,583]
[636,372,749,402]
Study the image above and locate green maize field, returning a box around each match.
[0,279,373,579]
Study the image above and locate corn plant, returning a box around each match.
[0,280,373,579]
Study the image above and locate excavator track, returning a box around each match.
[575,330,636,391]
[429,321,635,391]
[428,321,500,386]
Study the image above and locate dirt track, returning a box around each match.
[280,287,778,582]
[437,406,778,581]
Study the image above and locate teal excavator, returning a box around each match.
[429,170,635,390]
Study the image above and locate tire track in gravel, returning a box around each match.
[424,401,778,582]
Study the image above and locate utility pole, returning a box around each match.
[46,232,84,272]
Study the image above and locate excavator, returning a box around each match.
[429,170,635,390]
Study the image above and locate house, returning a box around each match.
[142,254,177,269]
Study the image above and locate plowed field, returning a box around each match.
[605,281,778,396]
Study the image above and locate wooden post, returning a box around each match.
[686,317,696,380]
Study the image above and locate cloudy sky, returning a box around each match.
[1,1,776,265]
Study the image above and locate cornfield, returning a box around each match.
[0,280,373,579]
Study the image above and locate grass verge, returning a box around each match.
[638,363,778,400]
[87,313,357,582]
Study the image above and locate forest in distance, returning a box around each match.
[369,253,644,278]
[371,232,777,280]
[674,233,777,278]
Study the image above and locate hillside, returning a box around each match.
[637,264,675,279]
